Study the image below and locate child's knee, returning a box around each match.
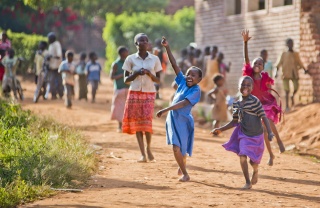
[240,155,247,161]
[172,145,180,153]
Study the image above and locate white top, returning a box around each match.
[58,60,76,86]
[123,52,162,92]
[48,40,62,69]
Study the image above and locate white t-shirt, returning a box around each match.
[122,52,162,93]
[48,41,62,70]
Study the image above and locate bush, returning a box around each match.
[5,30,46,74]
[102,7,195,72]
[0,100,96,207]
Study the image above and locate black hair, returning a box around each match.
[181,48,188,56]
[239,76,253,88]
[204,46,211,54]
[40,41,48,48]
[252,57,265,68]
[80,52,87,60]
[260,49,267,55]
[213,74,224,84]
[134,33,148,45]
[7,48,15,56]
[186,66,202,78]
[117,46,128,55]
[286,38,293,45]
[65,50,74,57]
[212,46,218,52]
[89,51,96,59]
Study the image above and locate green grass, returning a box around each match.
[0,100,96,207]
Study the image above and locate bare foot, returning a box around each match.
[267,154,275,166]
[137,156,147,163]
[178,168,183,176]
[146,147,155,161]
[241,183,252,189]
[251,170,258,185]
[277,140,285,153]
[179,174,190,182]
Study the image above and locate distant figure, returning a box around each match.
[276,38,307,111]
[202,46,211,76]
[86,52,102,103]
[217,52,231,78]
[260,49,274,78]
[76,52,88,101]
[153,38,167,99]
[1,48,19,99]
[33,41,49,103]
[110,46,129,132]
[207,74,228,129]
[242,30,285,166]
[122,33,162,162]
[157,37,202,182]
[211,76,274,189]
[0,31,12,82]
[177,48,191,74]
[194,49,203,70]
[47,32,63,99]
[58,51,76,108]
[203,46,219,92]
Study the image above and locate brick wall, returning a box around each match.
[195,0,306,100]
[166,0,195,14]
[300,0,320,102]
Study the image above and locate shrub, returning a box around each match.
[0,100,96,207]
[4,30,46,74]
[102,7,195,72]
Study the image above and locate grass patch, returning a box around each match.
[0,100,96,207]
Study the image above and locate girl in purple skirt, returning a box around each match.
[211,76,274,189]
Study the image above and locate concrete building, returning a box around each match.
[195,0,320,103]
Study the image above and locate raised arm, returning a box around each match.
[242,30,251,65]
[161,37,181,75]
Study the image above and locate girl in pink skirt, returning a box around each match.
[211,76,274,189]
[241,30,285,166]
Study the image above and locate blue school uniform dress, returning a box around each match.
[166,71,201,156]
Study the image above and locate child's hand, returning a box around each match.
[144,69,151,76]
[156,110,165,118]
[210,129,222,136]
[136,68,145,76]
[268,132,274,141]
[161,36,169,47]
[241,29,252,42]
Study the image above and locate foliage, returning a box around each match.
[4,30,46,73]
[0,100,96,207]
[23,0,169,19]
[102,7,195,72]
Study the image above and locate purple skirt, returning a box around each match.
[222,124,264,164]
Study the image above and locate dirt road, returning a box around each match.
[20,75,319,208]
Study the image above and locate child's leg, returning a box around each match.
[145,132,154,161]
[173,145,190,182]
[136,131,147,162]
[268,119,285,153]
[178,155,187,176]
[239,155,252,189]
[264,129,275,166]
[291,79,299,107]
[249,160,259,185]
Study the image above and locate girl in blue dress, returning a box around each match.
[156,37,202,182]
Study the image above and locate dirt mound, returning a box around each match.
[278,103,320,158]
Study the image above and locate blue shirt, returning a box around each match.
[86,61,101,81]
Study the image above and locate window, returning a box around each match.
[248,0,266,12]
[225,0,242,16]
[273,0,293,7]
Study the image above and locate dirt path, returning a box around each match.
[19,74,319,208]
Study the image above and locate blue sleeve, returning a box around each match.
[186,86,201,106]
[85,63,90,73]
[175,71,185,86]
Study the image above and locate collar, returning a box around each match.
[239,94,254,102]
[135,51,151,60]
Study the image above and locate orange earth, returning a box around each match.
[17,73,319,208]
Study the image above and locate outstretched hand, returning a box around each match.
[161,36,169,47]
[241,29,252,42]
[210,128,222,136]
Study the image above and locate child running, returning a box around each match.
[58,51,76,108]
[242,30,285,166]
[156,37,202,182]
[211,76,274,189]
[207,74,228,129]
[86,52,102,103]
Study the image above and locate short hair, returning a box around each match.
[204,46,211,54]
[7,48,15,56]
[80,52,87,60]
[89,51,96,59]
[65,50,74,57]
[213,74,224,84]
[47,32,56,38]
[212,46,218,52]
[117,46,128,55]
[251,57,264,68]
[260,49,267,55]
[186,66,202,78]
[134,33,148,45]
[181,48,188,56]
[40,41,48,48]
[239,76,253,89]
[286,38,293,45]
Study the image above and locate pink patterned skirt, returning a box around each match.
[122,90,156,134]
